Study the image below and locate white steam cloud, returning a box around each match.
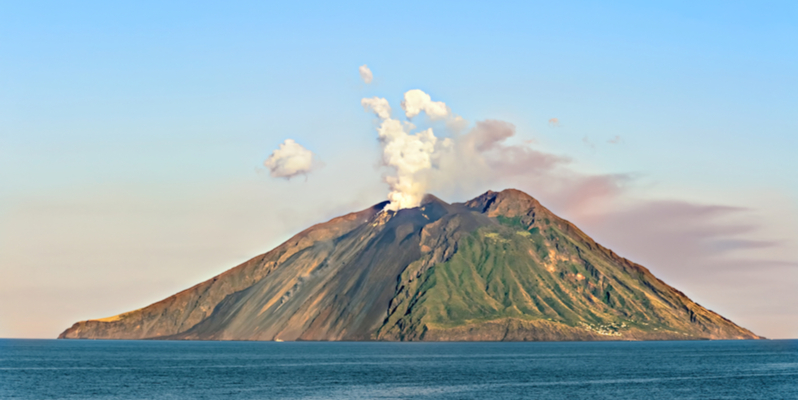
[401,89,450,119]
[363,88,567,211]
[361,97,392,120]
[264,139,317,179]
[359,65,373,84]
[363,93,443,211]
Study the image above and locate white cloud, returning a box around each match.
[401,89,450,120]
[361,97,392,120]
[359,65,373,84]
[263,139,317,179]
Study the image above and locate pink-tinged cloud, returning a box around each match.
[429,119,571,198]
[581,201,777,262]
[468,119,516,151]
[559,199,795,338]
[534,173,631,217]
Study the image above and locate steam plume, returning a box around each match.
[363,94,440,211]
[361,97,392,120]
[359,65,373,84]
[401,89,450,120]
[363,89,568,211]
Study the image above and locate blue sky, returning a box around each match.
[0,1,796,338]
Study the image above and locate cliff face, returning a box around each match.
[59,189,760,341]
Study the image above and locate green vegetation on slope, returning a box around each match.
[379,214,721,340]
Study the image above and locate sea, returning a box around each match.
[0,339,796,399]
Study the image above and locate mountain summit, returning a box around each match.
[59,189,759,341]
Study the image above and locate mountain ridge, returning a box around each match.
[59,189,761,341]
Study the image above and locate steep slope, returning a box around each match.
[377,190,758,341]
[58,202,389,340]
[60,189,760,341]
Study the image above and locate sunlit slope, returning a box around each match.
[60,189,760,341]
[378,191,757,340]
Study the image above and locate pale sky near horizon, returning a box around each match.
[0,1,797,339]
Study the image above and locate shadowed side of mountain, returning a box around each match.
[58,202,389,339]
[168,205,438,341]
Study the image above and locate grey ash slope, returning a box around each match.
[60,189,760,341]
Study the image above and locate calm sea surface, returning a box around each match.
[0,339,796,399]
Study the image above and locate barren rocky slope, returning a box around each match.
[60,189,760,341]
